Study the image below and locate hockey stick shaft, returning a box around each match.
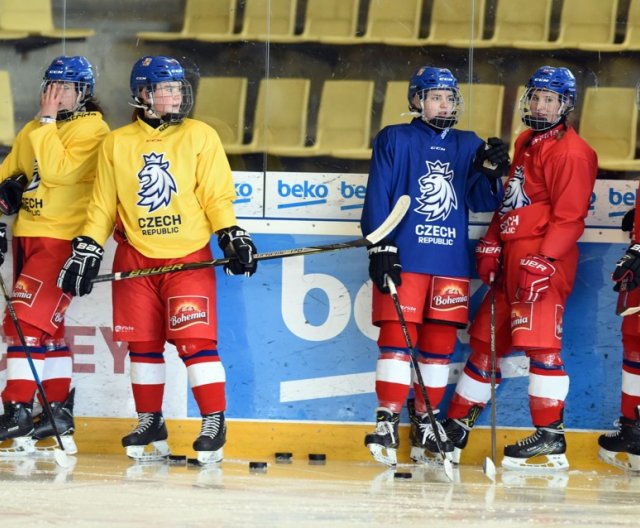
[489,274,497,464]
[93,194,411,284]
[0,273,66,453]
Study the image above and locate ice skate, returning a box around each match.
[32,389,78,456]
[407,399,453,464]
[502,421,569,471]
[441,405,483,464]
[122,412,170,462]
[364,407,400,466]
[193,411,226,465]
[0,402,36,457]
[598,413,640,472]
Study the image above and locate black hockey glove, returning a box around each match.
[57,236,104,297]
[217,225,257,277]
[368,239,402,294]
[474,137,510,180]
[622,208,635,232]
[0,173,28,215]
[613,243,640,292]
[0,223,7,267]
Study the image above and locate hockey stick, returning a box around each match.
[483,273,498,482]
[386,276,454,482]
[0,274,72,468]
[615,278,640,316]
[92,194,411,284]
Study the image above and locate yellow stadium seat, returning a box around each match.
[509,86,527,156]
[377,81,412,132]
[0,70,15,147]
[485,0,553,49]
[299,0,360,44]
[579,87,639,171]
[421,0,489,48]
[620,0,640,51]
[458,83,505,141]
[0,0,94,39]
[137,0,237,42]
[238,0,298,43]
[361,0,422,46]
[192,77,248,155]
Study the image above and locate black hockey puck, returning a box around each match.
[275,452,293,463]
[168,455,187,465]
[394,472,412,479]
[249,461,268,472]
[308,453,326,465]
[187,457,201,467]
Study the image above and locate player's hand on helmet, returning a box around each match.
[57,236,104,297]
[474,137,510,180]
[475,238,502,286]
[217,226,257,277]
[613,243,640,292]
[0,173,28,216]
[516,254,556,302]
[622,208,635,233]
[0,223,7,267]
[368,239,402,294]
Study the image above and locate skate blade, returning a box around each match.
[367,444,397,466]
[451,447,463,465]
[410,446,453,466]
[599,447,640,472]
[0,437,36,457]
[502,453,569,471]
[196,447,223,465]
[34,436,78,456]
[126,440,170,462]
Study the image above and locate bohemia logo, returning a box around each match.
[137,152,177,213]
[431,277,468,311]
[511,304,533,332]
[499,166,530,215]
[414,160,457,222]
[12,275,43,307]
[168,296,209,330]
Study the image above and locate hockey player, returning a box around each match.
[0,56,108,455]
[442,66,598,470]
[57,56,257,465]
[362,66,508,466]
[600,80,640,471]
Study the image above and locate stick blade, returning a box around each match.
[54,448,75,469]
[364,195,410,246]
[483,456,497,482]
[443,458,455,482]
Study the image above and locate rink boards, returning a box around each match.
[0,174,635,435]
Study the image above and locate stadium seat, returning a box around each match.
[485,0,553,49]
[298,0,360,44]
[519,0,618,50]
[245,78,311,155]
[579,87,638,171]
[421,0,489,48]
[237,0,298,43]
[377,81,412,132]
[509,86,527,156]
[192,77,248,155]
[0,70,15,147]
[457,83,505,141]
[0,0,94,39]
[361,0,422,46]
[137,0,237,42]
[619,0,640,51]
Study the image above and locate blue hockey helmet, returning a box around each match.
[130,56,193,124]
[520,66,576,131]
[407,66,463,129]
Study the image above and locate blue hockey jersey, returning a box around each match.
[362,118,503,278]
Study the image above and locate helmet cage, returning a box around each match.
[414,87,464,129]
[136,79,194,125]
[41,55,95,120]
[519,87,573,131]
[407,67,463,129]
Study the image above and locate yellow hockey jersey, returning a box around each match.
[0,112,109,239]
[84,117,237,258]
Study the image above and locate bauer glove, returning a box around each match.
[475,238,502,286]
[0,173,28,215]
[217,226,257,277]
[516,254,556,302]
[613,243,640,292]
[473,137,510,180]
[368,239,402,294]
[0,223,7,267]
[57,236,104,296]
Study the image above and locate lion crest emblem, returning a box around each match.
[136,152,177,213]
[414,160,457,222]
[499,166,530,215]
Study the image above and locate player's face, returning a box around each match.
[146,81,183,116]
[419,89,456,120]
[46,81,80,112]
[529,89,562,123]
